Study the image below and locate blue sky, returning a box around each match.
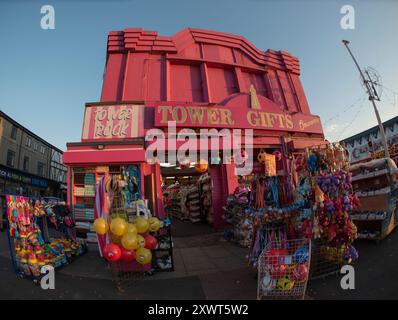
[0,0,397,150]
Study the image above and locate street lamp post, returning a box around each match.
[342,40,390,159]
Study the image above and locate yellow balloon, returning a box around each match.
[137,234,146,248]
[127,224,138,235]
[110,234,122,246]
[93,218,109,235]
[148,217,161,232]
[135,217,149,234]
[121,232,139,250]
[110,218,128,237]
[135,247,152,265]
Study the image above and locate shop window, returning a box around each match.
[37,162,45,176]
[10,126,17,140]
[25,137,32,147]
[23,156,30,171]
[6,150,15,167]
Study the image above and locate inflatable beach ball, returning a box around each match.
[93,217,109,235]
[110,218,128,237]
[135,217,149,234]
[148,217,161,232]
[103,243,121,262]
[135,247,152,265]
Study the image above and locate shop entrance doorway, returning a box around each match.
[161,163,216,238]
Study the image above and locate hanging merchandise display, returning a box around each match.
[198,173,213,224]
[91,168,174,289]
[222,177,252,247]
[222,143,359,298]
[296,143,359,279]
[6,195,87,280]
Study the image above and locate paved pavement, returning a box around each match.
[1,225,398,300]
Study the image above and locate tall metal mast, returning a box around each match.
[342,40,390,158]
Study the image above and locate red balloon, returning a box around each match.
[120,248,136,262]
[144,235,158,250]
[103,243,122,262]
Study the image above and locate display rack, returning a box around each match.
[152,224,174,272]
[198,173,212,224]
[258,238,311,300]
[6,195,87,282]
[350,158,398,242]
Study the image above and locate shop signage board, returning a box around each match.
[0,165,48,188]
[81,103,145,141]
[154,103,323,135]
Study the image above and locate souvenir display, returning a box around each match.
[6,195,86,280]
[257,239,310,300]
[349,157,398,241]
[295,143,359,279]
[222,143,359,298]
[91,170,173,281]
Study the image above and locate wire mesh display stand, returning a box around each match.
[309,239,346,279]
[107,190,147,292]
[257,238,311,300]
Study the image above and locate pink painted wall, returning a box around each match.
[101,28,316,118]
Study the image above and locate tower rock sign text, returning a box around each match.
[93,106,134,138]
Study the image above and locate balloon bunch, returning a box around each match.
[94,216,161,265]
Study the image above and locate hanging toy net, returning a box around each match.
[257,238,311,300]
[107,189,147,292]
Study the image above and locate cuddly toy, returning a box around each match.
[307,153,318,173]
[257,149,267,164]
[315,149,328,171]
[312,186,324,210]
[323,197,334,215]
[302,219,313,239]
[326,145,336,170]
[312,216,321,239]
[295,155,307,172]
[343,244,359,263]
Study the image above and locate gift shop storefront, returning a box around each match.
[63,27,327,248]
